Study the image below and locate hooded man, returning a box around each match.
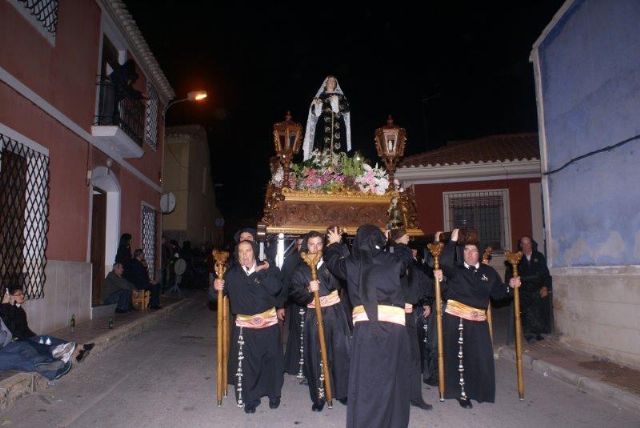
[325,225,412,428]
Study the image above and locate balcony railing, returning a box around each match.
[94,77,145,147]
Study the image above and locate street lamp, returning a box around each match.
[374,115,407,189]
[164,90,208,113]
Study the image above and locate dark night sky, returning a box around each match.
[126,1,563,233]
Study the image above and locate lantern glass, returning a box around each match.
[383,130,398,155]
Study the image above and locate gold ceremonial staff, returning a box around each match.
[427,241,446,402]
[213,250,230,407]
[481,247,494,344]
[505,250,525,400]
[300,249,333,408]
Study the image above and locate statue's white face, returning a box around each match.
[326,77,337,92]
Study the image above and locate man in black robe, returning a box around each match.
[434,229,520,408]
[214,240,284,414]
[391,229,433,411]
[325,225,411,428]
[289,231,351,411]
[505,236,553,342]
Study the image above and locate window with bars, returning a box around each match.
[0,133,49,300]
[144,82,159,150]
[443,189,510,251]
[15,0,59,36]
[141,205,157,281]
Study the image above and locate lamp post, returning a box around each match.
[374,115,407,189]
[272,111,303,188]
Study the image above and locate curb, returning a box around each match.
[0,298,193,411]
[497,345,640,414]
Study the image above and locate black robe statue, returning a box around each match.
[312,92,350,153]
[289,260,351,406]
[440,241,511,403]
[325,225,411,428]
[224,264,284,408]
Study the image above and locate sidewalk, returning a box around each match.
[498,337,640,414]
[0,295,192,411]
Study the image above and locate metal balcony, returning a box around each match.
[92,77,145,158]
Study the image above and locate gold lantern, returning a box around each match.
[374,115,407,189]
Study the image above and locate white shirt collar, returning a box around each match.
[243,262,257,276]
[316,258,324,269]
[464,262,480,270]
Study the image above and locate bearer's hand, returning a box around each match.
[327,227,342,245]
[308,280,320,293]
[451,228,459,242]
[540,286,548,298]
[434,231,443,242]
[214,278,225,291]
[277,308,285,321]
[1,290,10,304]
[434,269,443,282]
[509,277,521,289]
[423,305,431,318]
[256,261,269,272]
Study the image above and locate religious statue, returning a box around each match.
[302,76,352,160]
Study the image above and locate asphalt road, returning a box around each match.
[2,298,638,427]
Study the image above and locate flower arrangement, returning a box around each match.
[271,149,390,195]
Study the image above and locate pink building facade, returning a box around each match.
[0,0,174,332]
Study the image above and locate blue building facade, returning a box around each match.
[532,0,640,368]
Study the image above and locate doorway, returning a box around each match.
[90,189,107,306]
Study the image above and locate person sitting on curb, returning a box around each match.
[0,316,73,381]
[102,262,134,313]
[0,284,94,364]
[124,249,162,310]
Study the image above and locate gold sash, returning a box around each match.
[235,307,278,329]
[352,304,405,326]
[307,290,341,309]
[445,299,487,322]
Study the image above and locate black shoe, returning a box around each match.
[115,308,128,314]
[244,401,258,414]
[525,335,536,344]
[410,400,433,410]
[311,401,325,412]
[338,397,348,405]
[269,397,280,409]
[83,343,95,352]
[536,334,544,341]
[458,398,473,409]
[150,305,162,310]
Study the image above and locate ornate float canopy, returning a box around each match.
[259,114,423,237]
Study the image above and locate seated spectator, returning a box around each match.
[102,262,134,313]
[0,284,94,369]
[0,316,73,381]
[124,249,161,309]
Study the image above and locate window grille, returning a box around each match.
[17,0,58,35]
[141,205,157,281]
[0,133,49,300]
[443,189,510,251]
[144,82,159,150]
